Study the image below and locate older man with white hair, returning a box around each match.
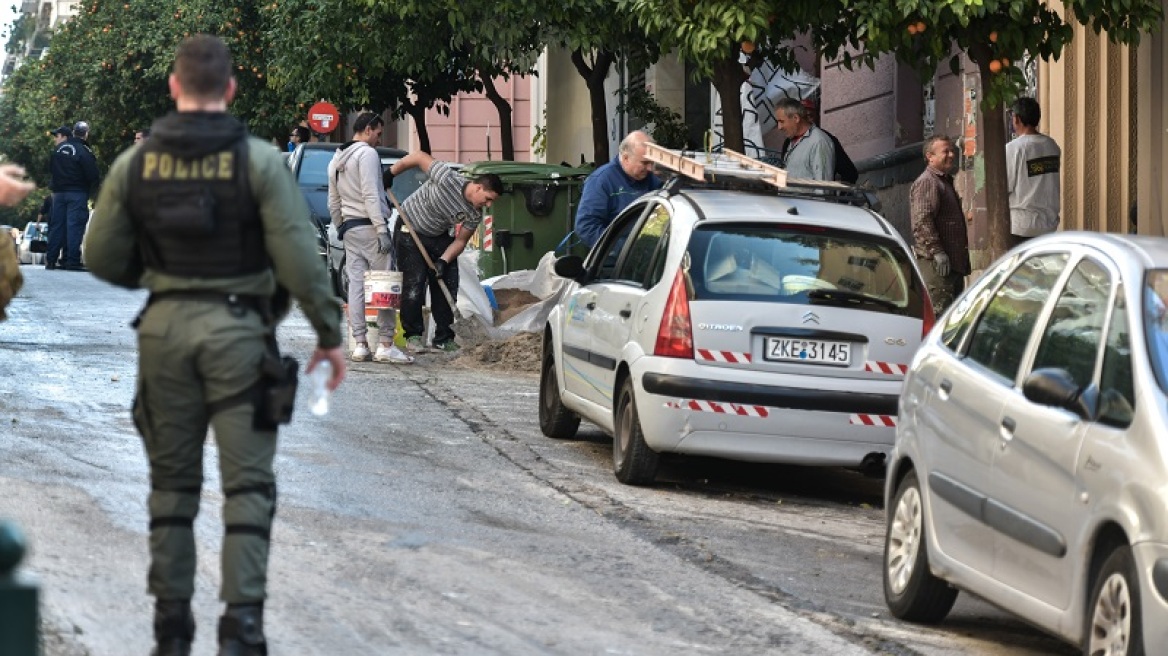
[574,130,663,246]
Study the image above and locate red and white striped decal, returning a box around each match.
[666,399,769,418]
[864,361,909,376]
[696,349,753,364]
[850,414,898,427]
[482,213,494,251]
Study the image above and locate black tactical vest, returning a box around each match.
[127,136,266,277]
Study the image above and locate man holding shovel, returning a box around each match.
[385,153,502,353]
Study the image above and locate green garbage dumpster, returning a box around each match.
[462,161,593,279]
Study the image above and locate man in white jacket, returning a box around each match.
[328,111,413,364]
[1006,97,1061,247]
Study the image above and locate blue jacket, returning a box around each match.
[49,137,100,195]
[574,157,662,246]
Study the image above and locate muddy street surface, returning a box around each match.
[1,268,1074,655]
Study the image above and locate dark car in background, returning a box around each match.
[288,142,431,297]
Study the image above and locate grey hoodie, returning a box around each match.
[326,141,390,235]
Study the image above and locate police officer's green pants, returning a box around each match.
[132,299,277,604]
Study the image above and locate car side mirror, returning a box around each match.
[553,254,587,282]
[1022,367,1098,420]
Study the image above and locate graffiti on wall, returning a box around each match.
[710,60,820,157]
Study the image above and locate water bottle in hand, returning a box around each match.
[308,361,332,416]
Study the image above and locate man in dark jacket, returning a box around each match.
[47,120,99,271]
[574,130,662,246]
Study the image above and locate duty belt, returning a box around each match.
[133,290,272,327]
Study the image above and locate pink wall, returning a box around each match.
[416,75,533,164]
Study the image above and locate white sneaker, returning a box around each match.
[374,344,415,364]
[351,343,372,362]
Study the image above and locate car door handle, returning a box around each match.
[937,378,953,400]
[999,416,1016,447]
[619,308,632,318]
[586,301,596,310]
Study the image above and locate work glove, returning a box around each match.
[432,258,449,279]
[382,168,394,191]
[933,252,951,277]
[377,232,393,254]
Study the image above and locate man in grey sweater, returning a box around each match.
[327,111,413,364]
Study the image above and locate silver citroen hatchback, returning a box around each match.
[540,176,931,485]
[884,232,1168,655]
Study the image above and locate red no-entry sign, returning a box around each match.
[307,101,340,133]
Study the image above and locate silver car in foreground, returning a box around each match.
[884,232,1168,655]
[541,179,931,485]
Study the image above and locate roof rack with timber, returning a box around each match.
[644,143,880,210]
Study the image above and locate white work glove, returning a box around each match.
[377,232,393,254]
[933,252,951,277]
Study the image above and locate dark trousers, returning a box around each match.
[46,193,67,266]
[49,191,88,268]
[394,225,458,345]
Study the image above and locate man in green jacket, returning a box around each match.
[85,34,345,656]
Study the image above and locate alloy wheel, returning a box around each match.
[886,485,923,596]
[1088,572,1132,656]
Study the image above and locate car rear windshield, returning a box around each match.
[298,149,334,188]
[686,224,927,318]
[299,150,428,202]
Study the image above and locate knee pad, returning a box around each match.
[223,482,276,540]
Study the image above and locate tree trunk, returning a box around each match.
[971,44,1011,262]
[712,52,747,153]
[405,103,431,155]
[571,48,615,164]
[480,74,515,161]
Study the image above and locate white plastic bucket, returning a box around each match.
[364,270,402,309]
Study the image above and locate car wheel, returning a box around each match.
[613,376,659,486]
[539,345,580,439]
[1086,546,1144,656]
[883,470,958,622]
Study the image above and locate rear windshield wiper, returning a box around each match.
[807,288,901,311]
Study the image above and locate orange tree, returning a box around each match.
[619,0,856,154]
[266,0,484,154]
[0,0,301,182]
[845,0,1163,258]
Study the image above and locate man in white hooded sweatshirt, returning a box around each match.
[327,111,413,364]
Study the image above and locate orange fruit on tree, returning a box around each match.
[907,24,918,35]
[989,31,999,43]
[915,21,926,33]
[989,59,1003,74]
[1001,57,1011,68]
[741,41,756,54]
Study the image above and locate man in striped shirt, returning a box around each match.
[386,152,502,352]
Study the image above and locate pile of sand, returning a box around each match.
[444,285,546,372]
[492,288,541,325]
[449,331,542,372]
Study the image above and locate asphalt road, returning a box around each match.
[0,266,1075,655]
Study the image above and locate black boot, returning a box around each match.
[217,603,267,656]
[152,599,195,656]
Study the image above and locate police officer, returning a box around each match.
[47,119,99,271]
[85,35,346,656]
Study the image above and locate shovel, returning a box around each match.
[386,190,489,346]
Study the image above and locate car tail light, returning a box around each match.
[654,270,694,359]
[921,289,935,338]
